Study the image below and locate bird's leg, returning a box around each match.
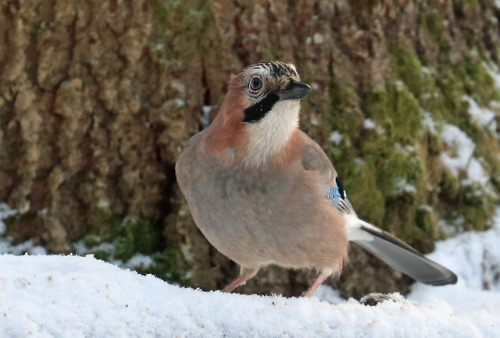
[301,268,333,297]
[222,266,259,293]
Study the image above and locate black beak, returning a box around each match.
[275,81,311,101]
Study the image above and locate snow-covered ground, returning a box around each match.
[0,253,498,337]
[0,206,499,336]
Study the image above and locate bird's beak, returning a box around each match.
[275,81,311,101]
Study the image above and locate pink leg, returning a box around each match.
[222,266,259,293]
[301,268,333,297]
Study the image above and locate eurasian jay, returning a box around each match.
[176,61,457,297]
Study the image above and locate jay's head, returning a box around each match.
[217,61,311,126]
[211,61,311,165]
[237,61,311,123]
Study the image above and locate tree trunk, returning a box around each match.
[1,0,499,298]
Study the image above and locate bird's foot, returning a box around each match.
[301,268,333,297]
[221,266,259,293]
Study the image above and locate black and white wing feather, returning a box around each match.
[325,177,457,285]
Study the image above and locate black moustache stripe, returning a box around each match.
[242,93,279,123]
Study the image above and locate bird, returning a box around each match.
[175,60,457,297]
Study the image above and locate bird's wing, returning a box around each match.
[300,132,457,285]
[300,132,355,215]
[300,133,336,185]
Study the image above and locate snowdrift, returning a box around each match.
[0,248,498,337]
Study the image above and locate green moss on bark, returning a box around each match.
[328,43,500,246]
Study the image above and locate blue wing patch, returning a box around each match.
[325,185,342,206]
[325,177,355,215]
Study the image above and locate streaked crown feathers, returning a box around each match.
[242,61,300,80]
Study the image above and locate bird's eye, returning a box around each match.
[249,77,263,91]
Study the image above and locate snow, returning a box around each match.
[155,42,164,51]
[201,105,216,128]
[329,130,343,145]
[408,210,500,336]
[174,98,185,106]
[462,95,496,131]
[395,80,405,92]
[421,66,434,76]
[73,237,154,271]
[393,177,417,195]
[0,254,498,337]
[125,253,154,270]
[440,124,490,187]
[0,204,47,256]
[0,205,499,336]
[363,118,376,129]
[484,61,500,88]
[438,213,466,236]
[420,109,437,134]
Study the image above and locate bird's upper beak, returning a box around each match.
[275,81,311,101]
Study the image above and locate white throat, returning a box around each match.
[244,100,300,167]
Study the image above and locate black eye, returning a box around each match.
[249,77,262,91]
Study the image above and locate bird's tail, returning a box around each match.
[345,215,457,286]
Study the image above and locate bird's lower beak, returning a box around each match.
[275,81,311,101]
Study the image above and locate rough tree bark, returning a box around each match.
[0,0,499,298]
